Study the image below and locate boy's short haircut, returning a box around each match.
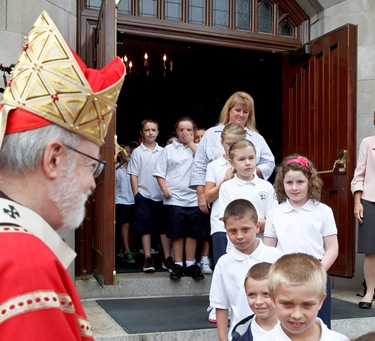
[223,199,258,225]
[244,262,272,287]
[268,253,326,299]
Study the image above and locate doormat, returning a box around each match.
[331,298,375,320]
[96,295,216,334]
[96,296,374,334]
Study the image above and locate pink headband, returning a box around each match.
[286,156,309,168]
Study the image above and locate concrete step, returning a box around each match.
[77,272,216,340]
[76,271,212,299]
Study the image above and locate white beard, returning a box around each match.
[48,163,92,230]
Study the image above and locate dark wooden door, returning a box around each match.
[282,24,357,277]
[92,0,117,285]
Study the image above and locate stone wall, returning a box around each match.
[0,1,76,66]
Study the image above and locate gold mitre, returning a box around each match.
[0,11,125,146]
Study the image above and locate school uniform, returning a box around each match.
[115,164,135,225]
[209,239,282,340]
[127,142,164,235]
[153,139,203,239]
[217,174,279,240]
[206,156,232,265]
[258,318,350,341]
[127,142,163,201]
[264,198,338,328]
[231,314,276,340]
[264,199,337,258]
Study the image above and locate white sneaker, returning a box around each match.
[200,259,212,274]
[207,306,216,323]
[139,248,158,255]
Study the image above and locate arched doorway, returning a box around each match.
[77,0,356,284]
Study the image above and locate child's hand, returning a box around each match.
[182,129,194,145]
[163,189,172,199]
[224,167,235,181]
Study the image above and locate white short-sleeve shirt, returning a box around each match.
[115,164,134,205]
[258,318,349,341]
[264,199,337,259]
[127,143,163,201]
[209,239,282,339]
[190,124,275,187]
[153,139,197,207]
[206,156,231,235]
[216,174,279,232]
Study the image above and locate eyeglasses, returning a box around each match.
[63,144,107,178]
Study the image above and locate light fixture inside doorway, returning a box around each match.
[122,52,173,78]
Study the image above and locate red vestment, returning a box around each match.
[0,196,93,340]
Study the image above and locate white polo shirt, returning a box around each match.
[264,199,337,259]
[209,239,282,340]
[216,174,279,231]
[206,156,231,235]
[190,124,276,187]
[127,142,163,201]
[258,318,349,341]
[153,139,197,207]
[115,164,134,205]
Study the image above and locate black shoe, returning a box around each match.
[170,264,184,280]
[162,256,174,273]
[184,264,204,280]
[359,301,372,309]
[143,257,155,272]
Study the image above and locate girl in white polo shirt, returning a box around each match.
[264,154,339,329]
[205,123,246,268]
[216,139,279,242]
[153,116,204,281]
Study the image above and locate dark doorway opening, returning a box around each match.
[116,34,283,164]
[114,35,284,273]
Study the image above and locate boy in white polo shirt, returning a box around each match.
[259,253,349,341]
[127,119,172,273]
[209,199,281,341]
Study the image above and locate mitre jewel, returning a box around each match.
[0,11,125,146]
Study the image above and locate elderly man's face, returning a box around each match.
[49,140,98,230]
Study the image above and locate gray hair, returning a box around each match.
[0,124,81,175]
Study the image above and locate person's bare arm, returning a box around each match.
[263,236,277,247]
[205,167,235,204]
[197,185,209,214]
[130,174,138,196]
[216,308,229,341]
[156,176,172,199]
[321,235,339,271]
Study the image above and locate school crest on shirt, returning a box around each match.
[258,191,267,200]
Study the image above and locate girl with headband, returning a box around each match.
[264,153,339,329]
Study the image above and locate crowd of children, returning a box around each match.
[114,91,360,340]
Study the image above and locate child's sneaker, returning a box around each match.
[207,306,216,323]
[139,248,158,255]
[170,264,184,280]
[184,264,204,280]
[143,257,155,272]
[200,258,212,274]
[162,256,174,272]
[124,250,135,264]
